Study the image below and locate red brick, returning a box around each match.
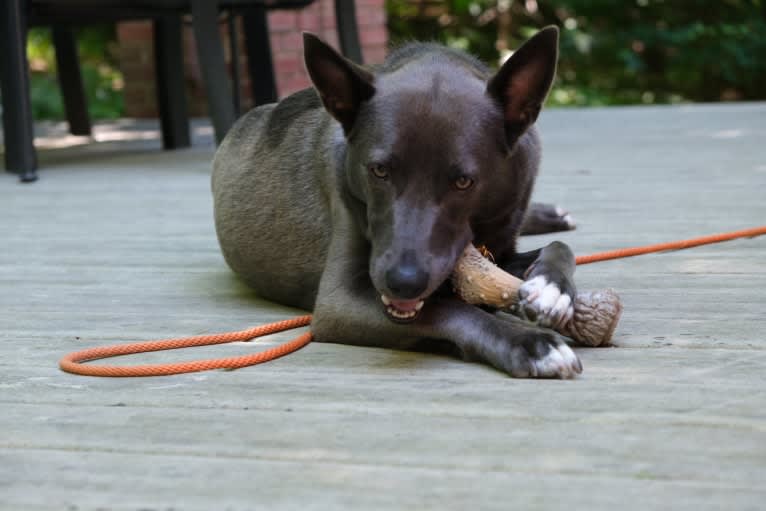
[274,53,304,75]
[356,7,386,26]
[117,21,153,41]
[298,8,321,32]
[117,40,150,54]
[363,44,388,64]
[357,0,385,6]
[120,44,152,65]
[125,107,156,118]
[277,72,311,97]
[318,28,340,49]
[320,0,337,22]
[322,11,338,29]
[123,88,157,116]
[268,11,298,32]
[271,31,304,52]
[120,62,157,82]
[360,25,387,46]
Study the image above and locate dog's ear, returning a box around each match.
[303,33,376,135]
[487,26,558,148]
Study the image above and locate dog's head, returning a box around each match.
[303,28,558,322]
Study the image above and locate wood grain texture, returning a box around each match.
[2,105,765,510]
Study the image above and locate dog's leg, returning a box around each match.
[501,241,577,331]
[311,205,581,378]
[520,202,576,235]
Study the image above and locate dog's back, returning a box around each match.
[212,89,336,309]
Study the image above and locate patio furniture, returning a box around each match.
[0,0,363,182]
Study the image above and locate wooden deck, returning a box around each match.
[2,104,765,510]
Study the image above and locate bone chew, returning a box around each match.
[561,288,622,347]
[451,244,622,347]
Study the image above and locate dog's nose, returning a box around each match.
[385,251,429,299]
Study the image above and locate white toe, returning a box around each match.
[536,284,561,314]
[558,343,581,376]
[550,294,572,325]
[533,348,566,377]
[519,275,547,302]
[533,343,581,378]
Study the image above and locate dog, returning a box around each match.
[212,26,582,378]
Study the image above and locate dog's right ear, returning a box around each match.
[303,33,376,135]
[487,26,559,149]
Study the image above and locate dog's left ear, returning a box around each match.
[303,33,376,135]
[487,26,559,148]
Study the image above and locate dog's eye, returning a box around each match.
[454,176,474,190]
[368,163,389,179]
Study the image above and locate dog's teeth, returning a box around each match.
[385,298,425,320]
[386,307,417,320]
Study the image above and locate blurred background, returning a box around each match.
[387,0,766,106]
[23,0,766,121]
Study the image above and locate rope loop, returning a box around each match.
[60,226,766,377]
[59,316,312,377]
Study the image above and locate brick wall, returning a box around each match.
[116,0,388,118]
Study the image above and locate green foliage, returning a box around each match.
[387,0,502,63]
[386,0,766,106]
[27,26,124,120]
[29,74,64,119]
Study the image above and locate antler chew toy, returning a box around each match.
[451,244,622,347]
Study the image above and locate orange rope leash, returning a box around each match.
[60,226,766,377]
[59,316,312,377]
[574,225,766,265]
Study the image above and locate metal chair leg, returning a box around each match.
[0,0,38,182]
[335,0,363,64]
[190,0,236,144]
[241,5,277,106]
[227,11,242,115]
[154,15,190,149]
[52,26,92,137]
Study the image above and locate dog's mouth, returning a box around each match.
[381,295,425,322]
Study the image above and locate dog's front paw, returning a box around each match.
[505,331,582,379]
[518,274,575,329]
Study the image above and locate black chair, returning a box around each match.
[0,0,363,182]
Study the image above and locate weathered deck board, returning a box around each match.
[2,104,765,510]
